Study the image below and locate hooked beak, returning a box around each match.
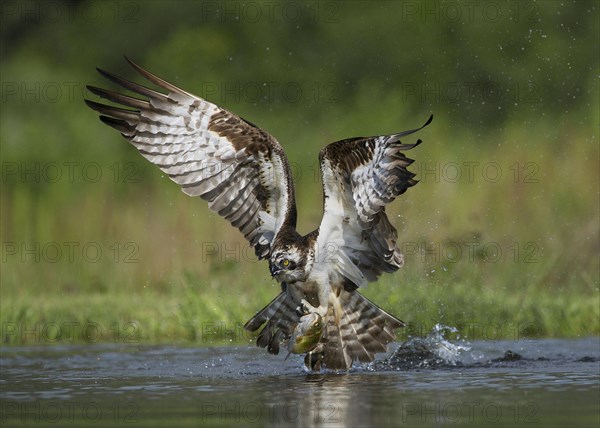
[269,262,282,278]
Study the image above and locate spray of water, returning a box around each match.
[375,324,472,370]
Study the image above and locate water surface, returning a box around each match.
[1,337,598,427]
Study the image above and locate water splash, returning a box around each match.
[375,324,472,370]
[427,324,472,364]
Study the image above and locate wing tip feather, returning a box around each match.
[98,115,134,134]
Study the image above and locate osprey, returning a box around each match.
[86,57,432,370]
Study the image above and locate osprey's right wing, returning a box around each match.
[85,57,298,259]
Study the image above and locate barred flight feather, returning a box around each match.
[86,57,297,259]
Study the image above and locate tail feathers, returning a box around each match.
[320,290,404,370]
[244,292,299,355]
[245,289,404,371]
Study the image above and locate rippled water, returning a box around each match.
[1,335,598,427]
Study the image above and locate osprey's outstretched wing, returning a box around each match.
[315,115,432,287]
[85,58,297,259]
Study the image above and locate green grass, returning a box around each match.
[2,113,598,346]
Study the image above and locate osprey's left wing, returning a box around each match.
[85,58,297,259]
[315,115,432,287]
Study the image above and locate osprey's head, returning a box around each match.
[269,245,313,284]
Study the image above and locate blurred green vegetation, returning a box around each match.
[1,1,598,345]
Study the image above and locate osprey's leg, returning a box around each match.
[299,298,331,321]
[291,282,330,320]
[301,283,343,325]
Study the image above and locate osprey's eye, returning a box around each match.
[282,259,296,270]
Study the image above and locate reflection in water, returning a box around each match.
[205,373,360,427]
[268,325,474,426]
[298,374,354,427]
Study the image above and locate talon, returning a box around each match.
[304,351,324,372]
[300,299,315,311]
[295,305,307,317]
